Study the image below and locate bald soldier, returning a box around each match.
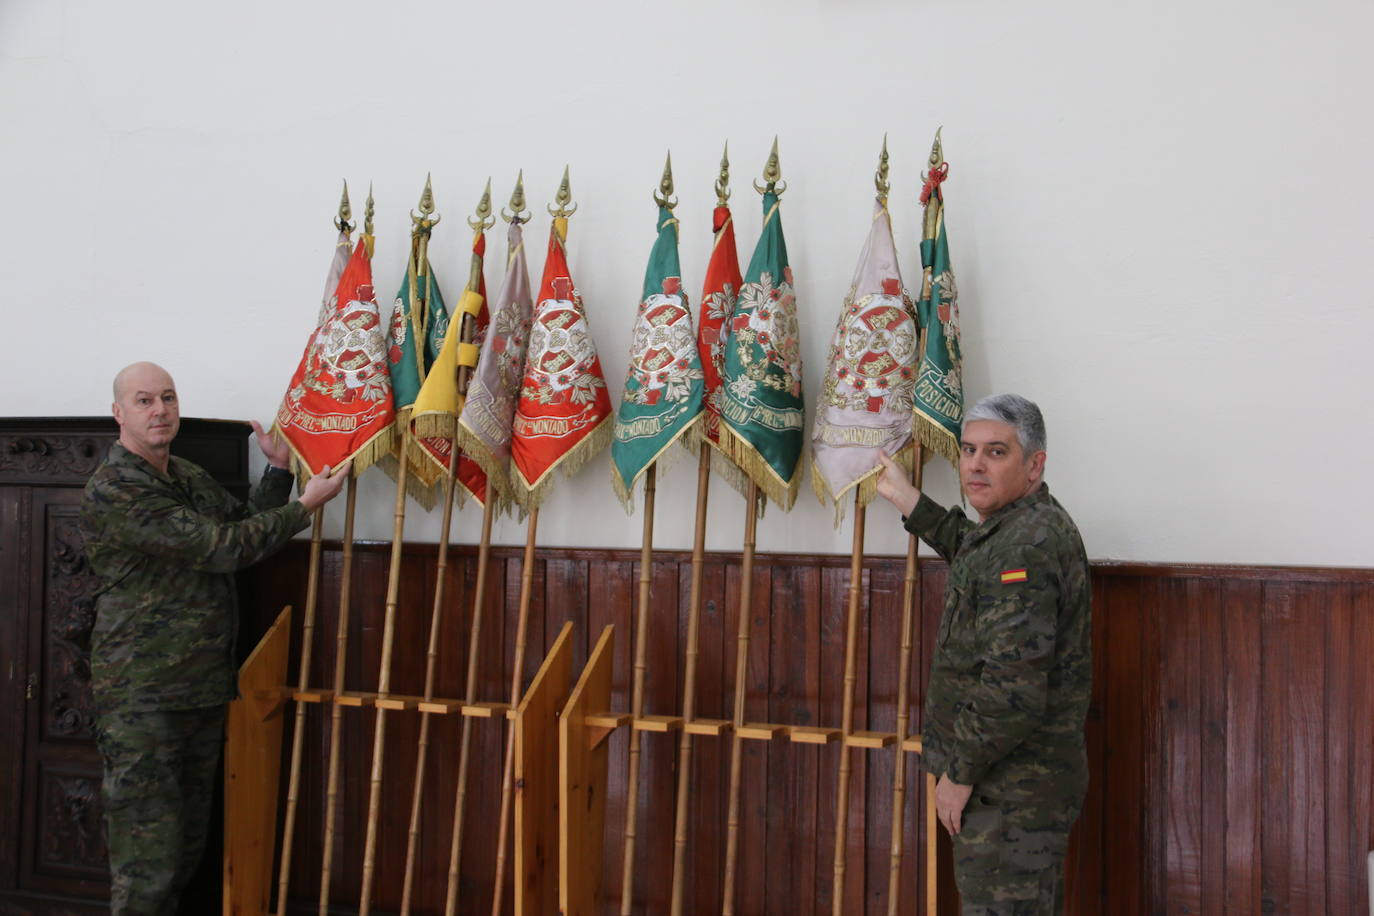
[876,393,1091,915]
[81,362,349,915]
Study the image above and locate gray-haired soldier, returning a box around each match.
[876,394,1091,914]
[81,362,349,915]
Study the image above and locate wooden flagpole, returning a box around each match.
[668,442,711,915]
[316,475,357,916]
[444,175,526,916]
[489,506,539,916]
[273,508,322,916]
[276,173,353,916]
[398,183,491,916]
[618,464,657,914]
[720,481,759,915]
[888,451,924,913]
[832,493,866,915]
[358,176,440,916]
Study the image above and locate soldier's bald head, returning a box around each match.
[113,362,175,404]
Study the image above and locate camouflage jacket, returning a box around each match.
[81,442,310,712]
[905,484,1091,805]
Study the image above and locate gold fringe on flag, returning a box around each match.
[511,415,613,514]
[611,412,703,514]
[809,440,915,528]
[913,409,960,469]
[715,424,800,512]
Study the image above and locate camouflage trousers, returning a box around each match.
[952,792,1079,915]
[94,704,225,916]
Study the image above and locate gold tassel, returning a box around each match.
[411,411,457,441]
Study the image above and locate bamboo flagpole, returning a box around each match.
[618,464,656,914]
[397,183,493,916]
[489,506,538,916]
[887,452,923,913]
[668,441,710,915]
[720,482,759,915]
[832,495,866,914]
[317,475,357,916]
[357,177,442,916]
[274,183,352,916]
[444,173,533,916]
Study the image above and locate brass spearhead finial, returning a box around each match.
[469,177,495,231]
[364,182,375,237]
[548,165,578,219]
[715,141,731,206]
[412,172,441,231]
[335,180,354,232]
[753,136,787,197]
[927,126,945,172]
[654,151,677,210]
[875,133,891,204]
[502,170,530,225]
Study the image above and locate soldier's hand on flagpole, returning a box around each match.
[299,462,350,511]
[874,450,920,516]
[250,419,291,470]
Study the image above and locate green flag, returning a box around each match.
[718,189,804,510]
[386,251,448,418]
[611,204,705,508]
[912,138,963,468]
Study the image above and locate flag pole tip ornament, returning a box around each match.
[875,135,891,205]
[335,180,354,233]
[753,136,787,197]
[549,166,577,219]
[413,173,440,230]
[503,171,530,225]
[716,142,732,205]
[611,154,705,510]
[471,178,495,231]
[363,183,376,258]
[655,151,677,211]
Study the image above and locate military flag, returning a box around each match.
[811,166,919,520]
[611,160,705,509]
[695,149,747,496]
[410,221,491,506]
[509,193,613,511]
[274,236,395,478]
[912,131,964,467]
[454,216,534,511]
[717,142,805,510]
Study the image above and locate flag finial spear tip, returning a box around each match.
[875,135,891,204]
[363,182,375,237]
[655,150,677,211]
[716,141,732,206]
[335,180,354,232]
[754,136,786,197]
[549,165,578,219]
[470,178,495,230]
[928,127,944,170]
[412,174,441,230]
[503,171,530,225]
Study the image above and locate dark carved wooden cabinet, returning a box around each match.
[0,418,251,916]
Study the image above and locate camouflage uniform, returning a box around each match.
[905,484,1091,914]
[81,442,309,915]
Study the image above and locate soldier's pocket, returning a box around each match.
[951,796,1004,880]
[937,583,968,649]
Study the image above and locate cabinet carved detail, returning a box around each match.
[0,435,105,482]
[46,513,98,740]
[39,769,106,874]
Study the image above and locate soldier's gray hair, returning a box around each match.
[963,393,1047,455]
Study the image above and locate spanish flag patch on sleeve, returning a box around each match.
[1000,568,1028,584]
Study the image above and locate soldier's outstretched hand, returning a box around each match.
[299,462,351,511]
[874,450,921,516]
[250,420,291,470]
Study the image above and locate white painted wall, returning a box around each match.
[4,0,1371,565]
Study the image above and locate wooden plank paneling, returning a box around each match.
[241,543,1374,916]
